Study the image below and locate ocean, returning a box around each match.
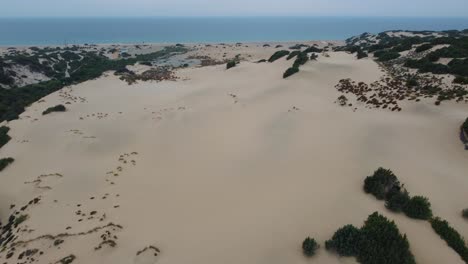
[1,17,468,46]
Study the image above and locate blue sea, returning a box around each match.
[1,17,468,46]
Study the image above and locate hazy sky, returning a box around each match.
[1,0,468,17]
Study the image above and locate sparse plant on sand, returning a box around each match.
[302,237,319,257]
[226,60,237,69]
[0,157,14,171]
[42,104,66,115]
[461,208,468,219]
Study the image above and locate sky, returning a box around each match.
[1,0,468,18]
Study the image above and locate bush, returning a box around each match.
[0,157,14,171]
[283,67,299,79]
[42,104,66,115]
[454,76,468,84]
[293,52,309,68]
[462,118,468,135]
[325,225,361,256]
[226,61,237,69]
[364,167,400,200]
[268,50,290,62]
[415,44,433,53]
[303,46,323,53]
[302,237,319,257]
[358,212,415,264]
[326,212,415,264]
[386,189,410,212]
[462,208,468,219]
[403,196,433,220]
[376,51,401,62]
[357,49,368,59]
[287,51,301,60]
[0,126,11,149]
[430,217,468,263]
[310,53,318,60]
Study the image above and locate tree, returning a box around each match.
[302,237,319,257]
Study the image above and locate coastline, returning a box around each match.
[0,31,467,264]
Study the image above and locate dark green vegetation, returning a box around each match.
[374,51,401,62]
[402,196,433,220]
[287,51,301,60]
[0,126,11,149]
[0,157,14,171]
[454,76,468,84]
[0,46,187,122]
[226,60,237,69]
[415,44,433,53]
[356,49,368,59]
[463,118,468,135]
[341,30,468,77]
[282,49,317,78]
[302,237,319,257]
[326,212,415,264]
[283,67,299,78]
[462,208,468,219]
[430,217,468,263]
[268,50,290,62]
[364,168,432,220]
[325,225,360,256]
[42,104,66,115]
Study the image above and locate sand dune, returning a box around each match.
[0,47,467,264]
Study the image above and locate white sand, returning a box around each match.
[0,46,467,264]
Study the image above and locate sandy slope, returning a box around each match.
[0,48,467,264]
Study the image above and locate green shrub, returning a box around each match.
[287,51,301,60]
[268,50,290,62]
[454,76,468,84]
[310,53,318,60]
[358,212,415,264]
[42,104,66,115]
[326,212,415,264]
[462,208,468,219]
[376,51,401,62]
[415,44,433,53]
[430,217,468,262]
[226,61,237,69]
[302,237,319,257]
[325,225,361,256]
[293,52,309,68]
[357,49,368,59]
[0,126,11,149]
[403,196,433,220]
[303,46,323,53]
[0,157,14,171]
[462,118,468,135]
[283,67,299,79]
[364,167,400,200]
[385,189,410,212]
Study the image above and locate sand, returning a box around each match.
[0,44,467,264]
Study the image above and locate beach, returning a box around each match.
[0,41,467,264]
